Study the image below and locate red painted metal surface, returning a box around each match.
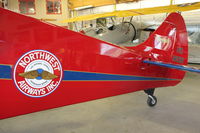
[0,8,188,119]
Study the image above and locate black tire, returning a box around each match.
[147,95,157,107]
[123,22,137,41]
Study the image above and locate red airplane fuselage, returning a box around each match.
[0,8,188,119]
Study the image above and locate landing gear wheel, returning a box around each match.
[144,88,157,107]
[147,95,157,107]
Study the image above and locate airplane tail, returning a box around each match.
[134,12,188,66]
[131,13,195,80]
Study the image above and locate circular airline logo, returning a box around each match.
[13,50,63,97]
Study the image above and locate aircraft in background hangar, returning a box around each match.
[61,2,200,45]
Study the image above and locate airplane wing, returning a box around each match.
[143,60,200,73]
[61,2,200,23]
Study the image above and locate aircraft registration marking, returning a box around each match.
[172,55,184,63]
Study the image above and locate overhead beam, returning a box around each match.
[68,0,140,10]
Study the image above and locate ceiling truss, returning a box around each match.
[68,0,140,10]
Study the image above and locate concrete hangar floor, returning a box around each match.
[0,71,200,133]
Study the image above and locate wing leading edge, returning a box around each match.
[61,2,200,23]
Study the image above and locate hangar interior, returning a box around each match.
[2,0,200,62]
[0,0,200,133]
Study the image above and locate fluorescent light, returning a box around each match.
[74,5,93,10]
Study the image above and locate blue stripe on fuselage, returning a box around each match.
[0,65,12,79]
[63,70,175,81]
[0,64,176,81]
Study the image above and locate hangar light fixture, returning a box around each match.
[74,5,93,10]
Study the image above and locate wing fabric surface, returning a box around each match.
[61,2,200,23]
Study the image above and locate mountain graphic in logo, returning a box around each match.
[19,69,58,80]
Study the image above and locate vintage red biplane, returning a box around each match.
[0,8,200,119]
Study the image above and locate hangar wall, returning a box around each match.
[7,0,69,26]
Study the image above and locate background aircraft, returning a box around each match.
[61,2,200,47]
